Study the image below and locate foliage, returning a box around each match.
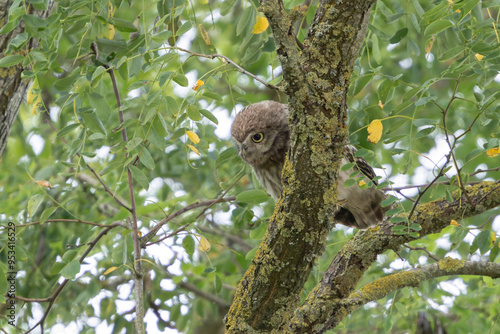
[0,0,499,333]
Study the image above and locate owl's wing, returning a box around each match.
[343,145,377,184]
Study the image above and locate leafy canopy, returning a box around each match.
[0,0,499,332]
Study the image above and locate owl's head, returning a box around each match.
[231,101,290,167]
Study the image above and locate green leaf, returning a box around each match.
[0,266,6,295]
[88,92,111,122]
[236,190,269,204]
[126,137,143,151]
[414,126,435,139]
[340,163,355,171]
[0,55,24,67]
[61,260,81,280]
[129,165,150,190]
[389,28,408,44]
[199,109,218,124]
[382,196,398,207]
[40,207,57,224]
[410,223,422,231]
[50,261,67,275]
[173,74,189,87]
[377,79,393,104]
[28,194,44,217]
[113,18,138,32]
[249,222,267,240]
[390,216,408,224]
[182,235,195,255]
[395,302,408,316]
[424,20,453,36]
[187,105,202,121]
[214,274,222,294]
[371,33,381,63]
[386,207,403,215]
[57,123,82,138]
[202,91,223,101]
[139,147,156,170]
[91,65,107,83]
[216,147,237,168]
[343,178,356,188]
[221,0,237,16]
[101,161,124,175]
[450,227,469,244]
[204,267,216,273]
[245,246,259,260]
[489,239,499,262]
[9,32,29,49]
[175,21,192,37]
[475,230,494,255]
[236,6,254,36]
[82,112,107,135]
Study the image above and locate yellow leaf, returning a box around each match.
[198,236,211,252]
[104,24,115,39]
[35,180,53,189]
[450,219,460,226]
[27,79,39,104]
[425,36,435,54]
[486,147,500,157]
[198,24,211,45]
[104,266,118,275]
[252,16,269,34]
[192,79,204,91]
[491,232,497,243]
[475,53,484,61]
[186,130,200,144]
[367,119,383,144]
[358,180,367,187]
[187,144,199,155]
[138,231,142,237]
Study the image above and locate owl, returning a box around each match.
[231,100,388,229]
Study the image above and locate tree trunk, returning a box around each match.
[0,0,52,157]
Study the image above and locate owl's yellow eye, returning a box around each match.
[251,133,264,143]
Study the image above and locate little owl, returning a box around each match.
[231,100,388,229]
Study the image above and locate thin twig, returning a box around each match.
[141,196,236,247]
[441,78,474,207]
[407,153,452,222]
[2,219,123,229]
[46,119,132,212]
[105,65,145,334]
[383,180,484,192]
[26,227,112,333]
[404,245,440,262]
[166,46,280,91]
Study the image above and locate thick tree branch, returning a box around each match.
[290,180,500,332]
[347,258,500,307]
[288,258,500,333]
[226,0,376,332]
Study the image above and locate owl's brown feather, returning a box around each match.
[231,101,388,228]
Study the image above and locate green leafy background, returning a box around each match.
[0,0,499,332]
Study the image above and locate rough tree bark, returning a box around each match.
[225,0,500,333]
[0,0,52,158]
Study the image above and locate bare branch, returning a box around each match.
[141,197,236,247]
